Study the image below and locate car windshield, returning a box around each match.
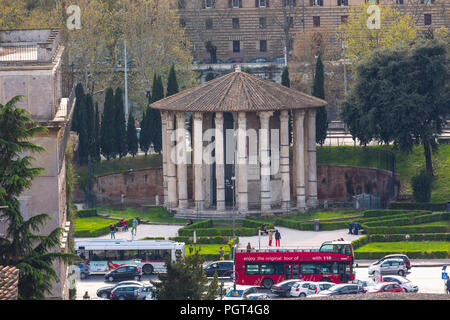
[328,285,343,292]
[374,283,385,290]
[226,290,243,297]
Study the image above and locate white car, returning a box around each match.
[368,258,407,276]
[222,285,259,300]
[381,275,419,293]
[306,282,336,296]
[290,281,315,297]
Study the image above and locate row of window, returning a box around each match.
[181,0,434,9]
[244,261,349,275]
[80,249,171,261]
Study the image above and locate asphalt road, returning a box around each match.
[75,266,449,300]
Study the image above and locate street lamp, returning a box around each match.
[231,175,236,291]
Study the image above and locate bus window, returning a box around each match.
[245,263,259,275]
[319,244,334,253]
[105,250,120,260]
[91,250,107,261]
[260,264,276,275]
[300,263,316,275]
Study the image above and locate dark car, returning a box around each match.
[109,284,143,300]
[77,262,90,279]
[225,58,243,63]
[96,281,144,299]
[249,58,268,63]
[316,284,366,296]
[270,280,299,297]
[271,56,285,63]
[104,265,142,282]
[204,261,234,278]
[373,254,411,270]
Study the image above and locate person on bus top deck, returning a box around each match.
[247,242,252,252]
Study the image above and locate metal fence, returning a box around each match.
[0,45,37,62]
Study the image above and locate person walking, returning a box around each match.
[109,224,116,239]
[275,230,281,247]
[83,291,90,300]
[268,230,273,247]
[131,217,138,237]
[446,277,450,294]
[219,247,225,261]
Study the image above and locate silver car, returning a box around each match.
[368,258,407,276]
[381,275,418,292]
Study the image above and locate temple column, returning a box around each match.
[161,111,168,206]
[236,112,248,212]
[280,110,291,210]
[307,109,318,208]
[166,112,178,208]
[215,112,225,211]
[258,111,273,212]
[295,109,306,211]
[176,112,188,209]
[193,112,204,210]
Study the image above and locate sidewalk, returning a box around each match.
[355,259,450,268]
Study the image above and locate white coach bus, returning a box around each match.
[75,239,185,276]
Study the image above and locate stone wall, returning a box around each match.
[74,164,399,207]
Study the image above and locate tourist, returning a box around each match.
[246,242,252,252]
[268,230,273,247]
[83,291,90,300]
[123,219,128,231]
[275,230,281,247]
[219,247,224,261]
[131,217,138,236]
[109,224,115,239]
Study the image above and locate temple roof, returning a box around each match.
[150,68,327,112]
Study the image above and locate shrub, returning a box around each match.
[388,202,448,211]
[411,173,432,202]
[76,208,98,218]
[242,219,274,230]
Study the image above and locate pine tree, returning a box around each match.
[100,87,117,160]
[281,66,293,145]
[114,87,128,158]
[204,271,220,300]
[0,96,78,299]
[166,64,179,97]
[127,112,138,157]
[312,54,328,146]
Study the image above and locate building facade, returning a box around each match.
[0,29,74,299]
[179,0,449,62]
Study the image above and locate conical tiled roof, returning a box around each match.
[150,69,327,112]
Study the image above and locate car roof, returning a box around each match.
[112,284,141,290]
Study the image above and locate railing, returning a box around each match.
[58,85,76,173]
[0,45,37,62]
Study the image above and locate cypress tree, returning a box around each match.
[93,102,101,162]
[127,112,139,157]
[148,74,163,154]
[114,87,128,158]
[281,66,293,145]
[71,83,84,133]
[85,94,96,161]
[139,109,151,156]
[166,64,179,97]
[312,54,328,146]
[100,87,117,160]
[77,92,89,165]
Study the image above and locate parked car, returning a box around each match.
[272,56,285,63]
[306,282,336,296]
[249,58,268,63]
[138,285,156,300]
[368,258,407,276]
[381,275,418,292]
[109,284,143,300]
[104,265,142,282]
[245,293,270,300]
[225,58,243,63]
[270,279,300,297]
[97,280,144,299]
[315,284,366,296]
[289,281,314,297]
[204,260,234,278]
[367,282,405,294]
[373,254,411,270]
[349,278,376,290]
[76,262,90,279]
[222,285,259,300]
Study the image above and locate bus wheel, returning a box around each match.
[262,278,274,289]
[143,264,154,275]
[322,277,331,283]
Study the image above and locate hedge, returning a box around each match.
[362,209,430,218]
[388,202,448,212]
[366,233,450,242]
[76,208,98,218]
[178,227,258,237]
[168,236,235,245]
[274,218,315,231]
[362,212,450,232]
[182,219,214,230]
[242,219,274,230]
[363,225,450,235]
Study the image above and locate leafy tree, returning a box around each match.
[114,87,128,158]
[0,96,78,299]
[100,87,117,160]
[312,54,328,146]
[127,113,139,157]
[151,252,208,300]
[166,64,179,97]
[341,39,449,177]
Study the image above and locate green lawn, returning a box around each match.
[414,220,450,228]
[97,206,187,224]
[74,216,116,233]
[257,210,361,224]
[354,241,450,253]
[185,244,231,257]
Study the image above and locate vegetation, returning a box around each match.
[312,54,328,146]
[411,172,433,202]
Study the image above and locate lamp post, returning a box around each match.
[231,175,236,291]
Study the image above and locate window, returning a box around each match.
[258,0,267,7]
[260,40,267,52]
[245,263,259,274]
[337,0,348,5]
[424,14,432,25]
[178,0,186,9]
[233,40,240,53]
[396,0,404,4]
[286,16,294,28]
[300,263,316,274]
[311,0,323,6]
[421,0,432,3]
[259,17,267,28]
[341,15,348,24]
[206,18,213,29]
[232,18,240,29]
[284,0,297,6]
[313,16,320,27]
[232,0,240,8]
[260,264,275,274]
[180,18,186,27]
[205,0,214,8]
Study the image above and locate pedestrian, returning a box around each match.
[446,277,450,294]
[261,223,267,235]
[268,230,273,247]
[246,242,252,252]
[131,217,138,236]
[219,247,224,261]
[275,230,281,247]
[83,291,90,300]
[348,222,355,235]
[109,224,115,239]
[123,220,128,231]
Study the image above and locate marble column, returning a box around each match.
[280,110,291,210]
[236,112,248,212]
[215,112,226,211]
[193,112,204,210]
[161,111,168,206]
[258,111,273,212]
[307,109,318,208]
[176,112,188,209]
[295,109,306,211]
[166,112,178,208]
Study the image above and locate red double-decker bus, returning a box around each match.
[234,241,355,289]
